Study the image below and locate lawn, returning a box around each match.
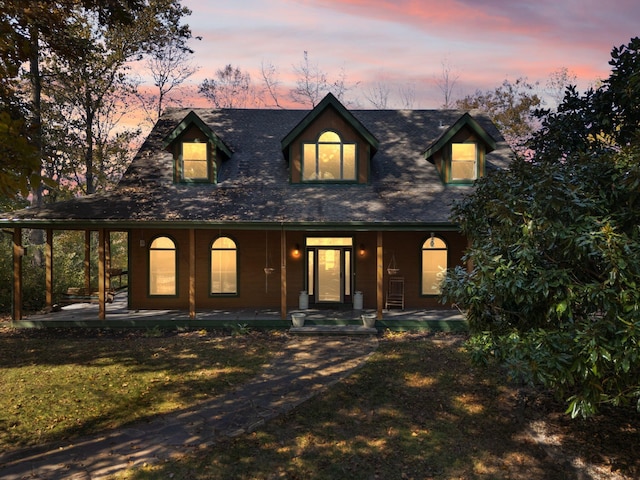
[0,325,286,449]
[0,325,637,479]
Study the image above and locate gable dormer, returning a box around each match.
[163,111,232,184]
[281,93,379,184]
[424,113,497,185]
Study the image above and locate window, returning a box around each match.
[450,143,477,181]
[421,236,447,295]
[302,130,356,181]
[211,237,237,294]
[149,236,177,296]
[181,141,209,181]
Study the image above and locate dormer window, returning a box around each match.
[181,141,209,181]
[423,113,496,185]
[450,143,478,181]
[163,111,233,185]
[302,130,357,182]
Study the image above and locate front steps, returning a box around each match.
[288,325,377,336]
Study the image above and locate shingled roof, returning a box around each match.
[1,105,512,229]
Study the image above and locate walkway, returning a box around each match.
[0,335,378,479]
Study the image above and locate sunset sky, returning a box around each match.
[178,0,639,108]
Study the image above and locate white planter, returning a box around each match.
[299,291,309,310]
[291,313,306,327]
[353,291,363,310]
[361,313,376,328]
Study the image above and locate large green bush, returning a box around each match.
[442,38,640,418]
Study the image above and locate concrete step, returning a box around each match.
[289,325,377,336]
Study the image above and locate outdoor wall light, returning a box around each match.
[292,243,301,257]
[359,243,366,256]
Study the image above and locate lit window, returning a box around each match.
[182,142,208,180]
[302,130,356,181]
[421,236,447,295]
[211,237,237,294]
[451,143,477,181]
[149,236,177,296]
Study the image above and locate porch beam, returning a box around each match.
[45,228,53,311]
[280,229,287,320]
[189,228,196,319]
[376,231,383,319]
[12,228,22,321]
[98,228,106,320]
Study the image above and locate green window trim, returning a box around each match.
[301,130,358,182]
[148,235,178,297]
[210,236,238,296]
[420,235,448,296]
[445,142,484,184]
[178,140,217,184]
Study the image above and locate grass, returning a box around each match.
[1,326,638,479]
[0,326,286,449]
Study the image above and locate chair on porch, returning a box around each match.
[385,276,405,310]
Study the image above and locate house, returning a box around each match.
[1,93,511,322]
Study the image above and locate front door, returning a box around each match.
[306,238,353,305]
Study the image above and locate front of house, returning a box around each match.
[2,94,511,321]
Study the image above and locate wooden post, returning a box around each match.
[105,231,111,292]
[189,228,196,319]
[12,228,22,321]
[98,228,106,320]
[45,228,53,311]
[376,231,383,319]
[84,230,91,292]
[280,229,287,320]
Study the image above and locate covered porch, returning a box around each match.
[11,290,467,333]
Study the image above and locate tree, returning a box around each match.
[0,0,145,202]
[436,58,459,108]
[456,78,541,155]
[39,0,194,195]
[363,80,391,109]
[199,64,256,108]
[136,39,198,126]
[289,51,328,108]
[545,67,577,109]
[442,38,640,418]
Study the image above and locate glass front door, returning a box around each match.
[306,238,353,305]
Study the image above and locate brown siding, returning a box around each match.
[128,228,467,311]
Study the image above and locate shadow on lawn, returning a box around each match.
[122,334,638,480]
[0,327,285,449]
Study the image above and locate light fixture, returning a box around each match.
[293,243,301,257]
[359,243,365,256]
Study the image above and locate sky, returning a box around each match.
[175,0,640,109]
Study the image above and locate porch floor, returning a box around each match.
[12,290,467,332]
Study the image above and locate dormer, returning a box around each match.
[281,93,379,184]
[163,111,232,184]
[423,113,497,185]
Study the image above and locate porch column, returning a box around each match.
[84,230,91,292]
[98,228,106,320]
[280,229,287,320]
[105,231,111,292]
[12,227,22,321]
[189,228,196,319]
[376,231,383,319]
[45,228,53,311]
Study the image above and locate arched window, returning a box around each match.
[149,236,177,296]
[302,130,356,181]
[211,237,237,294]
[421,236,448,295]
